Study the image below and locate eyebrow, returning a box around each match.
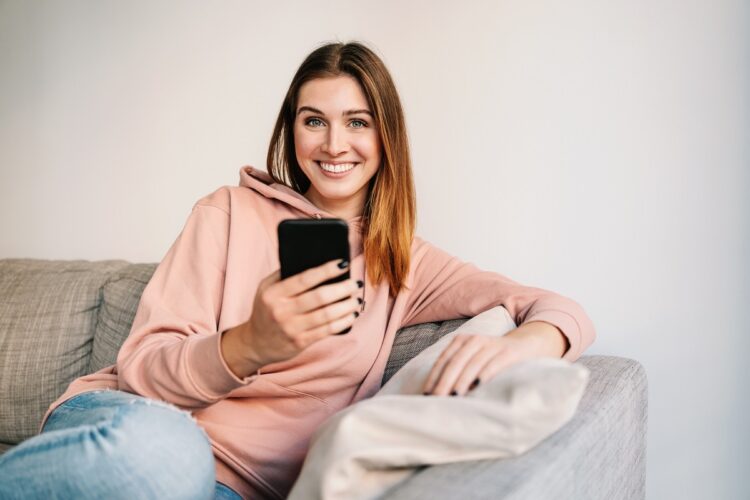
[297,106,373,117]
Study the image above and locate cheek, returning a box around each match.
[354,132,381,159]
[293,128,316,159]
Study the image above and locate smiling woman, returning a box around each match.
[0,41,596,500]
[267,42,416,299]
[293,76,383,222]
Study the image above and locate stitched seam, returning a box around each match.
[194,203,230,217]
[183,337,221,403]
[85,271,118,374]
[263,379,329,406]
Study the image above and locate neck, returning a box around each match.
[303,189,365,221]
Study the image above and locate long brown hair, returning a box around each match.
[267,41,416,297]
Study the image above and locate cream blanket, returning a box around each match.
[288,306,590,500]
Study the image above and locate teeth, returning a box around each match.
[319,162,356,173]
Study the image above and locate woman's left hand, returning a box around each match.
[422,321,569,397]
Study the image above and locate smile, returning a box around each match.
[317,161,358,173]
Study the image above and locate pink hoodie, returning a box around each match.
[40,165,596,499]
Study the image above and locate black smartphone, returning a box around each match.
[278,218,352,334]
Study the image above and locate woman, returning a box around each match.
[0,41,595,499]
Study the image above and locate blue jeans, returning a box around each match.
[0,390,242,499]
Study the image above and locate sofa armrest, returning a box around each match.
[382,355,648,500]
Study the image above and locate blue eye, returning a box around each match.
[305,117,323,127]
[350,119,368,128]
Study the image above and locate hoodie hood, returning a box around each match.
[238,165,364,233]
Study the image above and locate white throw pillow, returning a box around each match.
[288,306,590,500]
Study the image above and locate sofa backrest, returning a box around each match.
[0,259,466,447]
[88,263,156,372]
[0,259,128,443]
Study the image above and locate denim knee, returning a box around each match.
[104,396,216,498]
[0,391,216,500]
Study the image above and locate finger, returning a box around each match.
[294,295,362,333]
[475,346,524,384]
[296,308,359,344]
[422,336,469,394]
[429,337,488,396]
[279,259,350,297]
[292,278,362,315]
[451,343,505,395]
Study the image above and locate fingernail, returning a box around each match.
[423,392,430,396]
[353,311,359,318]
[450,390,458,396]
[469,378,480,391]
[357,280,364,288]
[357,297,363,304]
[338,260,349,269]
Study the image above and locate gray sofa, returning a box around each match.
[0,259,648,499]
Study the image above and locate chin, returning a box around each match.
[316,185,358,200]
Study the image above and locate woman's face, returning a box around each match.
[293,75,382,220]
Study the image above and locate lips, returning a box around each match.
[315,161,359,178]
[317,161,358,173]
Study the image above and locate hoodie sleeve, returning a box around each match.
[116,188,258,410]
[400,237,596,362]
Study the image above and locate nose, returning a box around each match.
[321,125,348,156]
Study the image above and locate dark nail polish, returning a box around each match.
[357,297,363,304]
[338,260,349,269]
[356,280,364,288]
[353,311,359,318]
[469,378,480,390]
[450,390,458,396]
[423,392,430,396]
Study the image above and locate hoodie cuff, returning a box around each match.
[186,331,259,401]
[523,309,582,361]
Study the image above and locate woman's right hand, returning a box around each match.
[232,259,363,370]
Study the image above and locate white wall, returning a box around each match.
[1,1,747,498]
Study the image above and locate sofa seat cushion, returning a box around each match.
[0,259,129,444]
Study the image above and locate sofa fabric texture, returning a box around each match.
[0,259,133,443]
[0,258,647,499]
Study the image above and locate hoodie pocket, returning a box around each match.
[226,376,329,410]
[261,378,329,406]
